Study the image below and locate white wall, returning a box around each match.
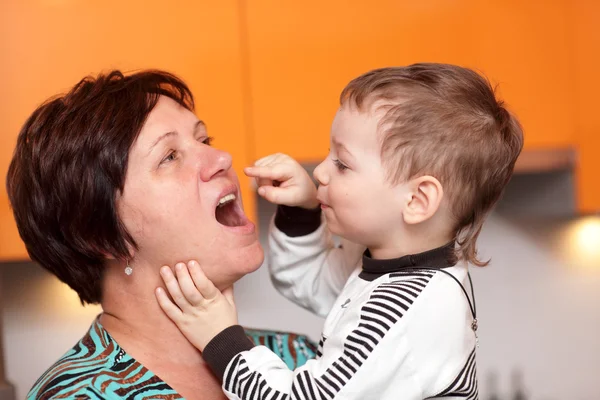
[2,172,599,400]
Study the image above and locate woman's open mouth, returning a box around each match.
[215,193,246,227]
[215,193,255,235]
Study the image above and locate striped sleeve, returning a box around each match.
[428,349,479,399]
[206,272,436,400]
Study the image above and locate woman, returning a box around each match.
[6,70,316,399]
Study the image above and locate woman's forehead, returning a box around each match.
[136,97,203,147]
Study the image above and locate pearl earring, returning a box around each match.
[124,260,133,276]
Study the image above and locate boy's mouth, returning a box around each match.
[317,195,330,208]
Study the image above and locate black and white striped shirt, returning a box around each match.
[203,206,479,400]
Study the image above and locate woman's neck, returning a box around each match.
[99,263,204,366]
[100,263,229,399]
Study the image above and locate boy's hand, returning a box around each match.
[155,260,237,351]
[244,153,319,209]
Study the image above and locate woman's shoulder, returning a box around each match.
[27,317,182,399]
[26,320,115,398]
[26,318,317,399]
[245,328,318,369]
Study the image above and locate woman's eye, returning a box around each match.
[160,151,177,165]
[202,136,214,146]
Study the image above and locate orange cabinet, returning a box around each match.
[244,1,576,162]
[572,0,600,213]
[0,1,255,260]
[1,1,599,260]
[243,0,598,212]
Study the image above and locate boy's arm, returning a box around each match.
[202,296,422,400]
[156,261,425,400]
[242,153,364,316]
[268,205,364,317]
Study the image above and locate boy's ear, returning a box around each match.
[403,176,444,225]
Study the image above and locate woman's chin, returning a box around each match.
[215,243,265,288]
[239,241,265,273]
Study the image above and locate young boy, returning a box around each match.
[155,63,524,399]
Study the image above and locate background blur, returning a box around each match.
[1,1,599,399]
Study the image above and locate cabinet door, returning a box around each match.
[245,1,479,162]
[572,0,600,212]
[469,1,576,150]
[0,1,254,260]
[245,1,576,160]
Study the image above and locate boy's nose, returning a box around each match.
[313,160,328,185]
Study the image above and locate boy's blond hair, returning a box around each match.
[341,64,524,266]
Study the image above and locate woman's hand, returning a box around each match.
[244,153,319,209]
[155,260,237,351]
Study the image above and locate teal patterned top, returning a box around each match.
[27,316,317,399]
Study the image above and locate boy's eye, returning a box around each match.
[332,159,348,171]
[202,136,214,146]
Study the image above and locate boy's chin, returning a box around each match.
[327,224,354,243]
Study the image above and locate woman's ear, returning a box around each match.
[403,175,444,225]
[102,244,135,262]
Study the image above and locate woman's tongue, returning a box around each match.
[216,202,243,227]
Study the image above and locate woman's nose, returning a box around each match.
[200,147,233,182]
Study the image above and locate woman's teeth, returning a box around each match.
[218,193,236,207]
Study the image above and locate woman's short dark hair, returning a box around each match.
[6,70,195,304]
